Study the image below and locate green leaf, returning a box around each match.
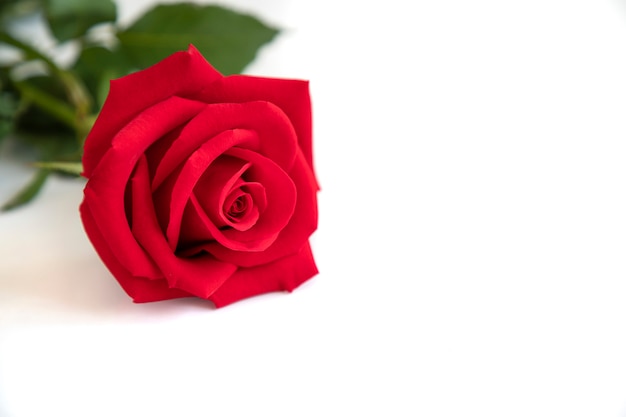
[1,168,49,211]
[43,0,116,43]
[117,4,279,75]
[33,160,82,176]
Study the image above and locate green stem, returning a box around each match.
[32,161,83,176]
[0,31,60,74]
[14,80,77,130]
[0,30,94,142]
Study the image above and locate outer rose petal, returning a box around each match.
[209,242,318,308]
[151,101,297,190]
[83,45,222,178]
[197,75,314,175]
[83,97,205,279]
[80,201,191,303]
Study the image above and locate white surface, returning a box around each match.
[3,0,626,416]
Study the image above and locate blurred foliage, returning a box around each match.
[117,4,278,76]
[0,0,279,210]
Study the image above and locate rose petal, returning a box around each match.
[176,157,256,248]
[237,182,267,214]
[130,156,237,298]
[83,97,205,278]
[208,242,318,308]
[80,201,191,303]
[222,187,259,230]
[83,45,222,178]
[144,125,185,180]
[152,101,297,189]
[193,155,251,228]
[175,199,216,255]
[151,163,182,235]
[184,194,275,252]
[198,75,315,179]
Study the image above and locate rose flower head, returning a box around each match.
[80,45,318,308]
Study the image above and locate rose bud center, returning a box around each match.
[176,154,269,253]
[221,183,265,231]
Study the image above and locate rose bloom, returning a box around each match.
[80,45,318,307]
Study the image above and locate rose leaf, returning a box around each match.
[116,3,279,75]
[1,168,49,212]
[44,0,117,43]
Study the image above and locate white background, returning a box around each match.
[2,0,626,416]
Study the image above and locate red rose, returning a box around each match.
[79,45,318,307]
